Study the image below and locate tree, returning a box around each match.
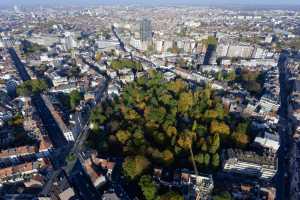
[210,120,230,135]
[116,130,131,144]
[226,70,236,81]
[213,192,232,200]
[204,153,210,166]
[162,149,174,165]
[69,90,83,110]
[211,153,220,168]
[123,155,150,180]
[17,79,48,97]
[236,122,249,134]
[177,131,195,150]
[111,59,143,71]
[178,92,194,113]
[90,107,107,129]
[209,134,220,154]
[202,36,218,48]
[8,113,24,127]
[158,191,183,200]
[95,52,103,62]
[195,153,204,165]
[165,126,177,138]
[86,71,250,184]
[121,106,140,121]
[167,79,186,94]
[139,175,157,200]
[144,106,166,124]
[245,81,261,94]
[232,132,249,146]
[239,69,264,95]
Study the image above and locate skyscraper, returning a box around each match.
[140,18,152,42]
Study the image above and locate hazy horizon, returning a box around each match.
[1,0,300,7]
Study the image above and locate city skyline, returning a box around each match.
[0,3,299,200]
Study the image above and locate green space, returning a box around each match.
[111,59,143,71]
[17,79,48,97]
[212,191,232,200]
[238,69,265,96]
[55,90,83,112]
[69,90,83,110]
[88,71,251,199]
[2,113,36,150]
[21,40,47,56]
[215,69,265,96]
[215,70,236,82]
[202,36,218,48]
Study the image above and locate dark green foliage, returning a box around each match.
[202,36,218,48]
[21,40,47,55]
[239,69,265,95]
[213,192,232,200]
[139,175,157,200]
[157,191,184,200]
[17,79,48,96]
[122,155,150,180]
[69,90,83,110]
[89,71,251,171]
[111,59,143,71]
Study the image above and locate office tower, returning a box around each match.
[140,18,152,42]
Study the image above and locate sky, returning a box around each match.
[0,0,300,6]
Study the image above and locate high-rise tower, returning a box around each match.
[140,19,152,42]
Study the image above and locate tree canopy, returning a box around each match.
[89,72,251,173]
[139,175,157,200]
[17,79,48,97]
[111,59,143,71]
[157,191,184,200]
[122,155,150,180]
[212,191,232,200]
[238,69,265,95]
[69,90,83,110]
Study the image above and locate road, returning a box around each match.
[63,58,110,200]
[112,25,127,53]
[8,48,68,149]
[69,160,102,200]
[276,52,290,200]
[113,27,294,200]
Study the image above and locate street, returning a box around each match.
[276,52,290,200]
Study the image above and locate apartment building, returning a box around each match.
[222,149,277,180]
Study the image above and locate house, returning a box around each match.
[0,145,38,159]
[39,136,53,153]
[82,152,116,188]
[0,158,50,183]
[259,95,280,113]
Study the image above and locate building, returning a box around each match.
[0,158,50,183]
[39,169,78,200]
[290,141,300,200]
[63,32,77,50]
[259,94,280,113]
[140,19,152,42]
[82,151,116,188]
[42,95,74,142]
[254,131,280,152]
[222,149,277,180]
[0,145,38,159]
[180,172,214,200]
